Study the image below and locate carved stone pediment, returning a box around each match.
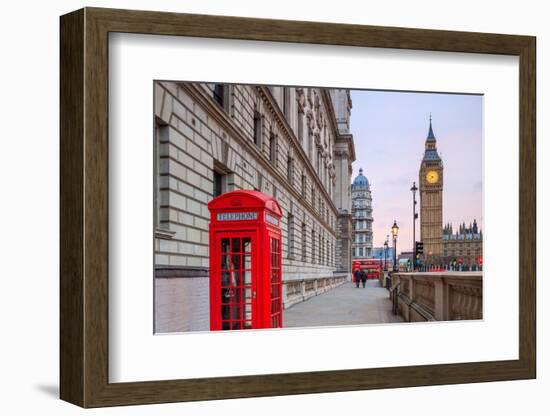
[316,108,324,130]
[296,88,306,110]
[306,109,314,126]
[313,131,321,146]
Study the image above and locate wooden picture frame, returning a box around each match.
[60,7,536,408]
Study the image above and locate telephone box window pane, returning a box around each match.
[244,270,252,284]
[231,254,242,271]
[221,238,230,254]
[233,270,243,286]
[268,236,282,327]
[244,303,252,329]
[242,238,251,253]
[222,299,230,321]
[221,271,230,286]
[221,255,229,270]
[244,255,251,270]
[222,287,233,302]
[231,304,242,320]
[231,238,241,254]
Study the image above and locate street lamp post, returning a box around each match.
[391,220,399,272]
[384,238,388,272]
[410,182,418,270]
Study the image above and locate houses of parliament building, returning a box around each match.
[418,116,482,270]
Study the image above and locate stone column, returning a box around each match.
[433,276,449,321]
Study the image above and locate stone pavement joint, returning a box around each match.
[283,280,403,328]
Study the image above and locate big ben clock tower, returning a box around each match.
[419,116,443,261]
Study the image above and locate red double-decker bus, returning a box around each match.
[352,259,383,280]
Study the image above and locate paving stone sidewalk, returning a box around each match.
[283,279,403,328]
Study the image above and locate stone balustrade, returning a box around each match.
[391,272,482,322]
[283,274,349,309]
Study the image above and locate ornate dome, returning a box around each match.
[352,168,370,189]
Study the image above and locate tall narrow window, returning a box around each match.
[269,133,277,164]
[317,150,321,174]
[253,111,262,148]
[319,234,323,264]
[213,169,228,197]
[288,213,295,259]
[255,171,263,192]
[301,172,307,195]
[301,222,307,262]
[323,238,326,265]
[287,155,293,185]
[213,84,225,108]
[311,229,316,264]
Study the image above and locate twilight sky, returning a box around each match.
[349,90,483,254]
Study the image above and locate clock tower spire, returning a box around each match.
[419,115,444,264]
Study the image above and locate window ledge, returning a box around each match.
[155,227,176,240]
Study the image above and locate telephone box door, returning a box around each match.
[212,232,257,330]
[268,232,282,328]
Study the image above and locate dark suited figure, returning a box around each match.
[354,269,361,288]
[360,270,367,288]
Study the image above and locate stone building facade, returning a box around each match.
[442,220,483,270]
[351,169,374,259]
[154,81,355,333]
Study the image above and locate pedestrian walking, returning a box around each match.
[360,270,367,288]
[354,269,361,288]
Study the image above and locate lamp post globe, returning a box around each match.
[391,220,399,238]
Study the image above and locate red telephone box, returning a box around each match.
[208,190,283,331]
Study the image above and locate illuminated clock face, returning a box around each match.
[426,170,439,184]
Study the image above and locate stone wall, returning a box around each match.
[391,272,482,322]
[283,274,348,308]
[154,269,209,333]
